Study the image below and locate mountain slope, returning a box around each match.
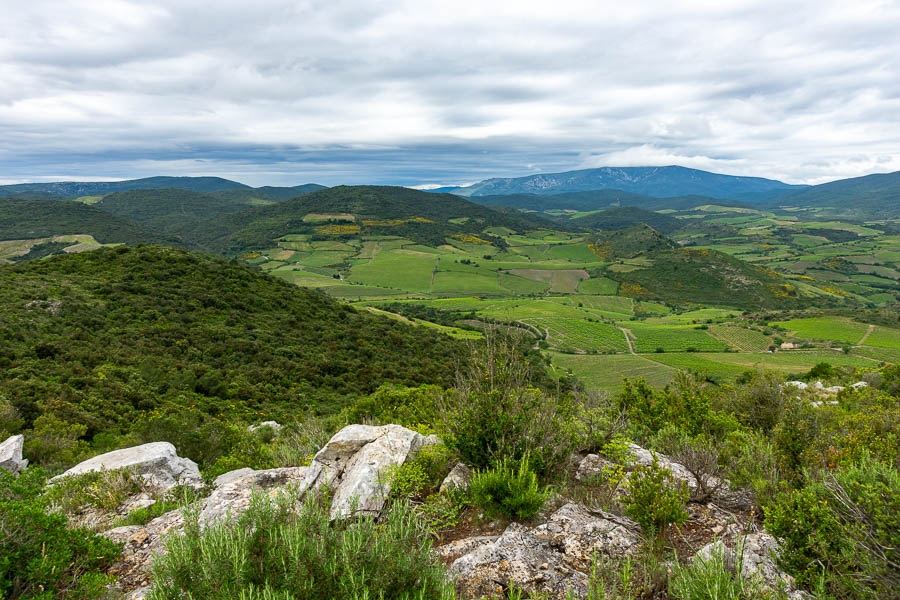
[199,185,555,254]
[0,246,465,438]
[570,207,683,235]
[0,198,181,246]
[764,170,900,218]
[0,176,249,198]
[472,190,745,212]
[443,166,803,200]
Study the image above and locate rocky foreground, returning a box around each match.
[5,425,807,599]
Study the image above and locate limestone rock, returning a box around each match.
[449,503,640,599]
[201,466,307,526]
[850,381,868,389]
[695,533,807,599]
[298,424,426,519]
[440,462,473,493]
[249,421,282,433]
[51,442,202,490]
[0,434,27,474]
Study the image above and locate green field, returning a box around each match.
[548,352,677,392]
[525,317,629,353]
[622,323,729,353]
[708,325,773,352]
[770,317,870,344]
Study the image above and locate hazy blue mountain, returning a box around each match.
[438,166,804,200]
[470,189,744,212]
[0,176,250,197]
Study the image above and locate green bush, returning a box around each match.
[669,543,785,600]
[622,457,689,535]
[147,489,454,600]
[469,456,550,521]
[764,454,900,599]
[342,384,442,429]
[618,372,722,438]
[438,331,580,479]
[0,468,120,600]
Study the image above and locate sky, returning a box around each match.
[1,0,899,187]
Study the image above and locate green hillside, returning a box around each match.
[0,246,465,442]
[0,198,181,247]
[200,185,554,254]
[570,206,683,234]
[765,170,900,219]
[587,224,678,259]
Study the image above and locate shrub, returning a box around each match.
[669,543,784,600]
[438,330,580,479]
[618,372,717,438]
[719,429,780,506]
[652,426,724,502]
[0,468,120,600]
[765,454,900,599]
[342,384,442,429]
[148,490,455,600]
[469,456,550,521]
[622,457,689,535]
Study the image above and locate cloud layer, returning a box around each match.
[2,0,898,186]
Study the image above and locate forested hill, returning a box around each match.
[0,246,465,439]
[0,198,181,246]
[0,176,249,197]
[197,185,555,254]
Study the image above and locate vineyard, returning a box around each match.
[708,324,773,352]
[524,317,629,353]
[770,316,869,344]
[623,323,729,353]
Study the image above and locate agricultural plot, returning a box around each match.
[548,352,677,393]
[698,351,877,374]
[622,323,728,353]
[646,308,740,324]
[644,353,752,381]
[524,317,629,353]
[476,299,589,320]
[863,326,900,350]
[431,271,506,295]
[505,269,588,293]
[708,325,773,352]
[347,250,436,292]
[770,317,869,344]
[577,276,619,295]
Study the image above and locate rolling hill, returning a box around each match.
[438,166,804,200]
[764,170,900,219]
[0,246,465,438]
[0,176,250,198]
[197,185,556,254]
[568,206,683,234]
[470,189,744,213]
[0,198,181,247]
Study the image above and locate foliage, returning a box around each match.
[469,455,550,521]
[764,454,900,599]
[147,489,454,600]
[43,466,146,515]
[438,331,581,479]
[651,426,724,502]
[621,457,689,535]
[0,468,120,600]
[342,384,442,430]
[0,246,464,472]
[669,543,786,600]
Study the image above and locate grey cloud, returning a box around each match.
[0,0,898,186]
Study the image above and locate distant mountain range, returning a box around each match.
[0,176,325,199]
[434,166,805,200]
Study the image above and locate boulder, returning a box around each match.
[850,381,868,389]
[297,424,426,519]
[248,421,282,433]
[784,381,808,390]
[695,533,807,599]
[0,434,27,474]
[201,466,307,526]
[51,442,202,491]
[449,503,640,599]
[440,462,473,493]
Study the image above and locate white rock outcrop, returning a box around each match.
[248,421,283,433]
[449,503,641,599]
[51,442,202,490]
[296,424,426,519]
[695,533,807,599]
[0,434,27,474]
[440,462,473,493]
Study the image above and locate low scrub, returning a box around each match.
[0,468,120,600]
[147,489,454,600]
[621,457,689,535]
[469,456,550,521]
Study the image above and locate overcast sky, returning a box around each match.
[2,0,899,187]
